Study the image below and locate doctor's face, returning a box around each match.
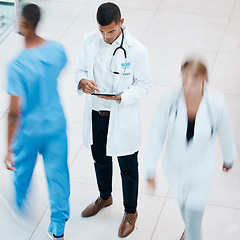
[98,19,123,44]
[182,67,204,99]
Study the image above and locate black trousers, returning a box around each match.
[91,110,138,214]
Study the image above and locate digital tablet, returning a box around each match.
[91,92,123,96]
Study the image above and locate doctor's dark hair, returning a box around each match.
[181,58,209,83]
[97,2,121,26]
[21,3,41,29]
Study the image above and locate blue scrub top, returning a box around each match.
[7,40,67,137]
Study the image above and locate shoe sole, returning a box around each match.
[47,231,54,240]
[105,201,113,208]
[118,212,138,238]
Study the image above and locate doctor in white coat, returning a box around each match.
[144,58,237,240]
[75,3,152,238]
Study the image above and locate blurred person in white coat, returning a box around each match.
[75,2,152,238]
[144,58,237,240]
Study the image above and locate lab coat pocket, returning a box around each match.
[122,67,132,80]
[119,104,139,128]
[116,71,133,90]
[10,131,29,155]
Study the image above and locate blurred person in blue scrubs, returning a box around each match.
[4,4,70,240]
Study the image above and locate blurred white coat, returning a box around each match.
[145,86,237,211]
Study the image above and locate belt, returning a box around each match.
[98,110,110,117]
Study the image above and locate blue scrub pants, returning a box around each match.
[12,130,70,236]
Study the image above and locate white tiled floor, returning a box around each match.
[0,0,240,239]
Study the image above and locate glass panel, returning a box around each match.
[0,1,15,39]
[0,0,38,42]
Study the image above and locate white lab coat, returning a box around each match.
[144,86,237,211]
[75,27,152,156]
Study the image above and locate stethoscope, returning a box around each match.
[110,27,128,75]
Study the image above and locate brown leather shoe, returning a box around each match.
[81,195,113,217]
[118,211,138,238]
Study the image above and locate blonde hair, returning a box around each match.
[181,58,208,83]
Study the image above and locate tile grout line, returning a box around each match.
[156,9,233,21]
[0,109,9,120]
[152,82,240,98]
[139,0,165,41]
[39,0,88,5]
[29,176,95,188]
[217,49,240,55]
[1,168,240,214]
[142,40,238,54]
[68,144,84,169]
[164,195,240,211]
[31,144,84,179]
[65,180,170,200]
[209,0,238,76]
[150,188,170,240]
[0,112,5,120]
[137,190,173,199]
[58,1,90,41]
[28,204,50,240]
[87,2,166,13]
[0,2,89,113]
[156,0,166,11]
[206,202,240,211]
